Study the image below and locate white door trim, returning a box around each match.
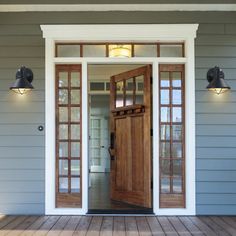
[41,24,198,215]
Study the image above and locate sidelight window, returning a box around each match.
[56,65,82,208]
[159,64,185,208]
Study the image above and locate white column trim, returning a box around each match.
[81,61,89,215]
[152,60,159,215]
[45,38,56,215]
[42,24,198,215]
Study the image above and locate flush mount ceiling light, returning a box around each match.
[109,44,131,58]
[10,66,34,95]
[206,66,231,95]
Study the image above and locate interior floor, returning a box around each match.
[89,173,151,211]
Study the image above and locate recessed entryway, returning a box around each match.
[88,64,153,213]
[42,24,197,215]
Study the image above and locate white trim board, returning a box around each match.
[41,24,198,40]
[1,4,236,12]
[41,24,197,216]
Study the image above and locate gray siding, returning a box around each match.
[195,18,236,214]
[0,11,235,215]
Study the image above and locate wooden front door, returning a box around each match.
[109,65,152,208]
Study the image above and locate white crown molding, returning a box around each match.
[41,24,199,40]
[0,4,236,12]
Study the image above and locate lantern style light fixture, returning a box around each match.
[109,44,131,58]
[206,66,231,95]
[10,66,34,95]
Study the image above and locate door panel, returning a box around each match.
[110,65,152,208]
[115,115,145,193]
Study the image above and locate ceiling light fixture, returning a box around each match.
[109,44,131,58]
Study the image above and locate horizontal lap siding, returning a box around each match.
[0,15,45,214]
[196,21,236,214]
[0,11,235,214]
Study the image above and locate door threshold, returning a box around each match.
[87,209,154,215]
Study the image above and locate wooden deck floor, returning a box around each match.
[0,215,236,235]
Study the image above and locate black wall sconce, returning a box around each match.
[10,66,34,95]
[206,66,231,95]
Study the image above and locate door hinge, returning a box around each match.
[150,77,153,84]
[150,129,153,136]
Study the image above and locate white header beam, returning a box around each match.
[41,24,198,41]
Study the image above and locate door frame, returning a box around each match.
[89,115,109,173]
[41,24,198,215]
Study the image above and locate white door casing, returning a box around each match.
[41,24,198,215]
[89,116,109,173]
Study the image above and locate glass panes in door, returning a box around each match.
[114,74,144,108]
[56,65,82,207]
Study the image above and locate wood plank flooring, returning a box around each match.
[0,216,236,236]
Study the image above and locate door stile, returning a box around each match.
[143,65,152,207]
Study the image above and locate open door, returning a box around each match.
[109,65,152,208]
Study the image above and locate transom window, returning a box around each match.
[56,42,184,58]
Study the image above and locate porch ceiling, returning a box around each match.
[0,3,236,12]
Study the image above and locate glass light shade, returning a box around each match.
[207,87,230,95]
[207,77,231,95]
[109,45,131,58]
[11,88,32,95]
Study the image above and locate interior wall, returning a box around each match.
[88,65,144,173]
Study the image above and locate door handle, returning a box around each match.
[108,147,115,160]
[109,132,115,160]
[110,132,115,149]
